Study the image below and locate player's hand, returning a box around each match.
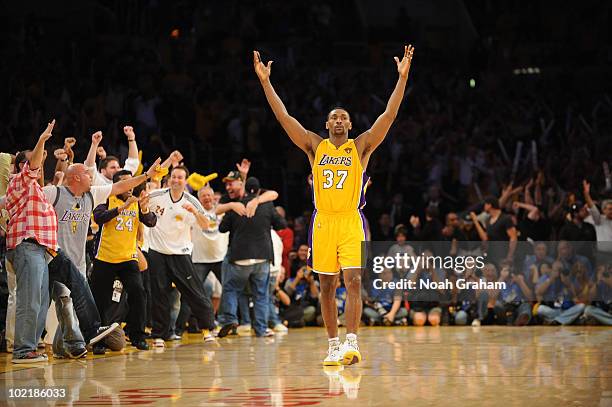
[54,149,68,161]
[91,131,103,145]
[245,197,259,218]
[253,50,272,82]
[123,125,136,140]
[145,158,162,180]
[39,119,55,142]
[64,137,76,149]
[96,146,106,160]
[394,45,414,79]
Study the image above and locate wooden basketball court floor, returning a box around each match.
[1,326,610,406]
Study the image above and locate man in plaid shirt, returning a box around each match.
[5,120,57,363]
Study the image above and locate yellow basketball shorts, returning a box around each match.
[307,210,367,275]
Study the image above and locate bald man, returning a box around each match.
[43,162,159,275]
[38,161,160,354]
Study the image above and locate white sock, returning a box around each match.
[346,333,357,342]
[328,337,340,345]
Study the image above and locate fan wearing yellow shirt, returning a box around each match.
[255,45,414,366]
[89,170,157,351]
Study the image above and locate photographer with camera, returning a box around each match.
[363,268,407,326]
[284,263,320,326]
[494,261,533,326]
[535,260,588,325]
[452,264,488,326]
[582,265,612,325]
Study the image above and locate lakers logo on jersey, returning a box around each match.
[59,203,86,234]
[317,154,352,167]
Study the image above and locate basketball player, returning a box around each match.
[254,45,414,365]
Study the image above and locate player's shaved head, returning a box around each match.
[327,107,350,120]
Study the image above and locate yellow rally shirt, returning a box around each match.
[96,196,140,263]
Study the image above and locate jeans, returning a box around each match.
[8,241,49,357]
[51,281,85,356]
[583,305,612,325]
[47,250,102,342]
[239,292,251,325]
[537,303,586,325]
[268,275,282,327]
[219,261,270,336]
[364,307,408,324]
[494,301,532,325]
[5,258,16,350]
[476,292,489,321]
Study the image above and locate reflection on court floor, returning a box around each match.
[1,327,610,406]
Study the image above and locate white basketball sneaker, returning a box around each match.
[341,335,362,365]
[323,338,342,366]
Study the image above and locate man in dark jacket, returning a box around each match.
[217,177,286,337]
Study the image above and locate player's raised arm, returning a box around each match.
[254,50,321,160]
[356,45,414,156]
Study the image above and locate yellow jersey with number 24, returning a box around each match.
[95,195,140,263]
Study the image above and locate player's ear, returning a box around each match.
[325,122,329,129]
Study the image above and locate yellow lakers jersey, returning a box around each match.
[312,139,369,213]
[96,196,140,263]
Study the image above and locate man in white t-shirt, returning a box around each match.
[84,127,140,186]
[192,185,229,283]
[147,166,216,345]
[584,181,612,264]
[179,185,229,329]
